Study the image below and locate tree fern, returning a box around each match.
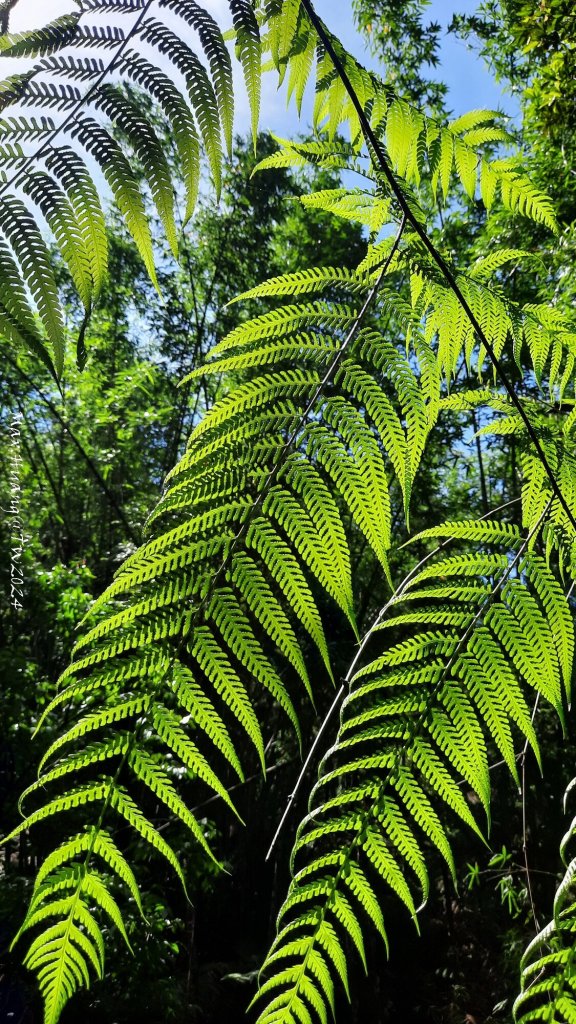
[0,0,559,378]
[5,4,576,1023]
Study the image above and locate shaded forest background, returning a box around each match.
[1,1,575,1021]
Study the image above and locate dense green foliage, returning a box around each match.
[2,2,576,1023]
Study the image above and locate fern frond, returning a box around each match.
[255,136,362,175]
[16,231,431,1017]
[299,187,391,233]
[0,0,248,372]
[260,93,556,229]
[33,829,144,917]
[230,265,366,301]
[116,52,200,223]
[91,83,178,255]
[8,770,190,1024]
[70,113,158,285]
[254,525,573,1024]
[44,146,108,302]
[163,0,234,155]
[0,195,65,373]
[466,397,576,554]
[9,10,573,1022]
[0,14,80,58]
[22,170,93,309]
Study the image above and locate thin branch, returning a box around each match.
[189,757,296,818]
[521,694,541,931]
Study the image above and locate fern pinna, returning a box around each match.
[3,2,576,1023]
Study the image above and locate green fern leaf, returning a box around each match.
[127,747,219,865]
[0,196,65,374]
[140,19,223,196]
[118,52,201,223]
[454,137,478,199]
[230,266,365,302]
[22,171,93,310]
[162,0,234,155]
[44,147,108,301]
[70,114,158,287]
[229,0,261,147]
[92,84,178,256]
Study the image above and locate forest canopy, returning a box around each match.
[1,2,576,1023]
